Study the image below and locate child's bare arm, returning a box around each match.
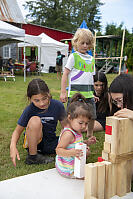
[60,68,70,103]
[56,131,82,158]
[10,124,24,167]
[84,136,97,146]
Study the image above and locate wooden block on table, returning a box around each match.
[106,116,133,155]
[110,163,117,197]
[84,163,97,199]
[104,142,111,153]
[105,134,112,143]
[116,160,127,197]
[126,160,132,193]
[102,150,109,161]
[95,162,105,199]
[105,118,112,144]
[103,161,112,199]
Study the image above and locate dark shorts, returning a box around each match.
[37,136,59,154]
[67,97,96,120]
[96,118,106,130]
[55,65,62,72]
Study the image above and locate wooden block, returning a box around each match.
[102,150,109,161]
[103,161,112,199]
[106,116,133,155]
[84,163,97,199]
[110,163,117,197]
[104,142,111,153]
[126,160,132,193]
[95,162,105,199]
[74,143,86,178]
[109,152,133,163]
[116,160,127,197]
[105,134,112,143]
[127,119,133,152]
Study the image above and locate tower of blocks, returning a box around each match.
[84,116,133,199]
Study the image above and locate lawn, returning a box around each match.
[0,73,117,181]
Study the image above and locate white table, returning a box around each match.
[0,168,133,199]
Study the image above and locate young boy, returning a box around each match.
[60,28,96,137]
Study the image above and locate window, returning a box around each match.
[3,45,11,59]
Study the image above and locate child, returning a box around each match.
[56,93,96,178]
[7,58,14,75]
[60,28,96,137]
[10,78,66,166]
[93,72,110,132]
[108,73,133,118]
[55,51,65,80]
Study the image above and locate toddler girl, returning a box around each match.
[56,93,96,178]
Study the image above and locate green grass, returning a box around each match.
[0,73,117,181]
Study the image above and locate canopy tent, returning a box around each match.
[17,34,42,64]
[39,33,69,73]
[0,20,26,80]
[18,33,69,73]
[0,20,25,46]
[17,34,42,48]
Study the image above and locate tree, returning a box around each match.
[104,23,133,71]
[24,0,103,32]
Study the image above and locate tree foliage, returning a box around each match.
[24,0,103,33]
[104,23,133,70]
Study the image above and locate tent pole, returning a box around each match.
[119,29,125,75]
[38,46,41,74]
[24,43,26,82]
[93,31,96,58]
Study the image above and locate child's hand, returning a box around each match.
[94,95,99,103]
[71,149,83,159]
[86,136,97,146]
[86,146,91,157]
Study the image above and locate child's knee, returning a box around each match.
[27,116,42,130]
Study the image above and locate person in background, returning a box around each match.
[108,74,133,119]
[10,78,66,166]
[56,93,96,178]
[26,58,32,72]
[55,51,65,80]
[7,58,14,75]
[60,28,96,138]
[93,72,110,132]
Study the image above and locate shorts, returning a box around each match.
[55,64,62,72]
[23,133,59,154]
[67,97,96,120]
[37,136,59,154]
[96,118,106,130]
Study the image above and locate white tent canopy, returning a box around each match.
[18,32,69,73]
[18,34,42,47]
[39,33,68,73]
[0,20,26,80]
[0,20,25,40]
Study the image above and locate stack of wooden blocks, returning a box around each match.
[84,116,133,199]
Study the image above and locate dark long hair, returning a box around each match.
[109,74,133,110]
[94,72,109,112]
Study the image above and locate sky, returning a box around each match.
[17,0,133,33]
